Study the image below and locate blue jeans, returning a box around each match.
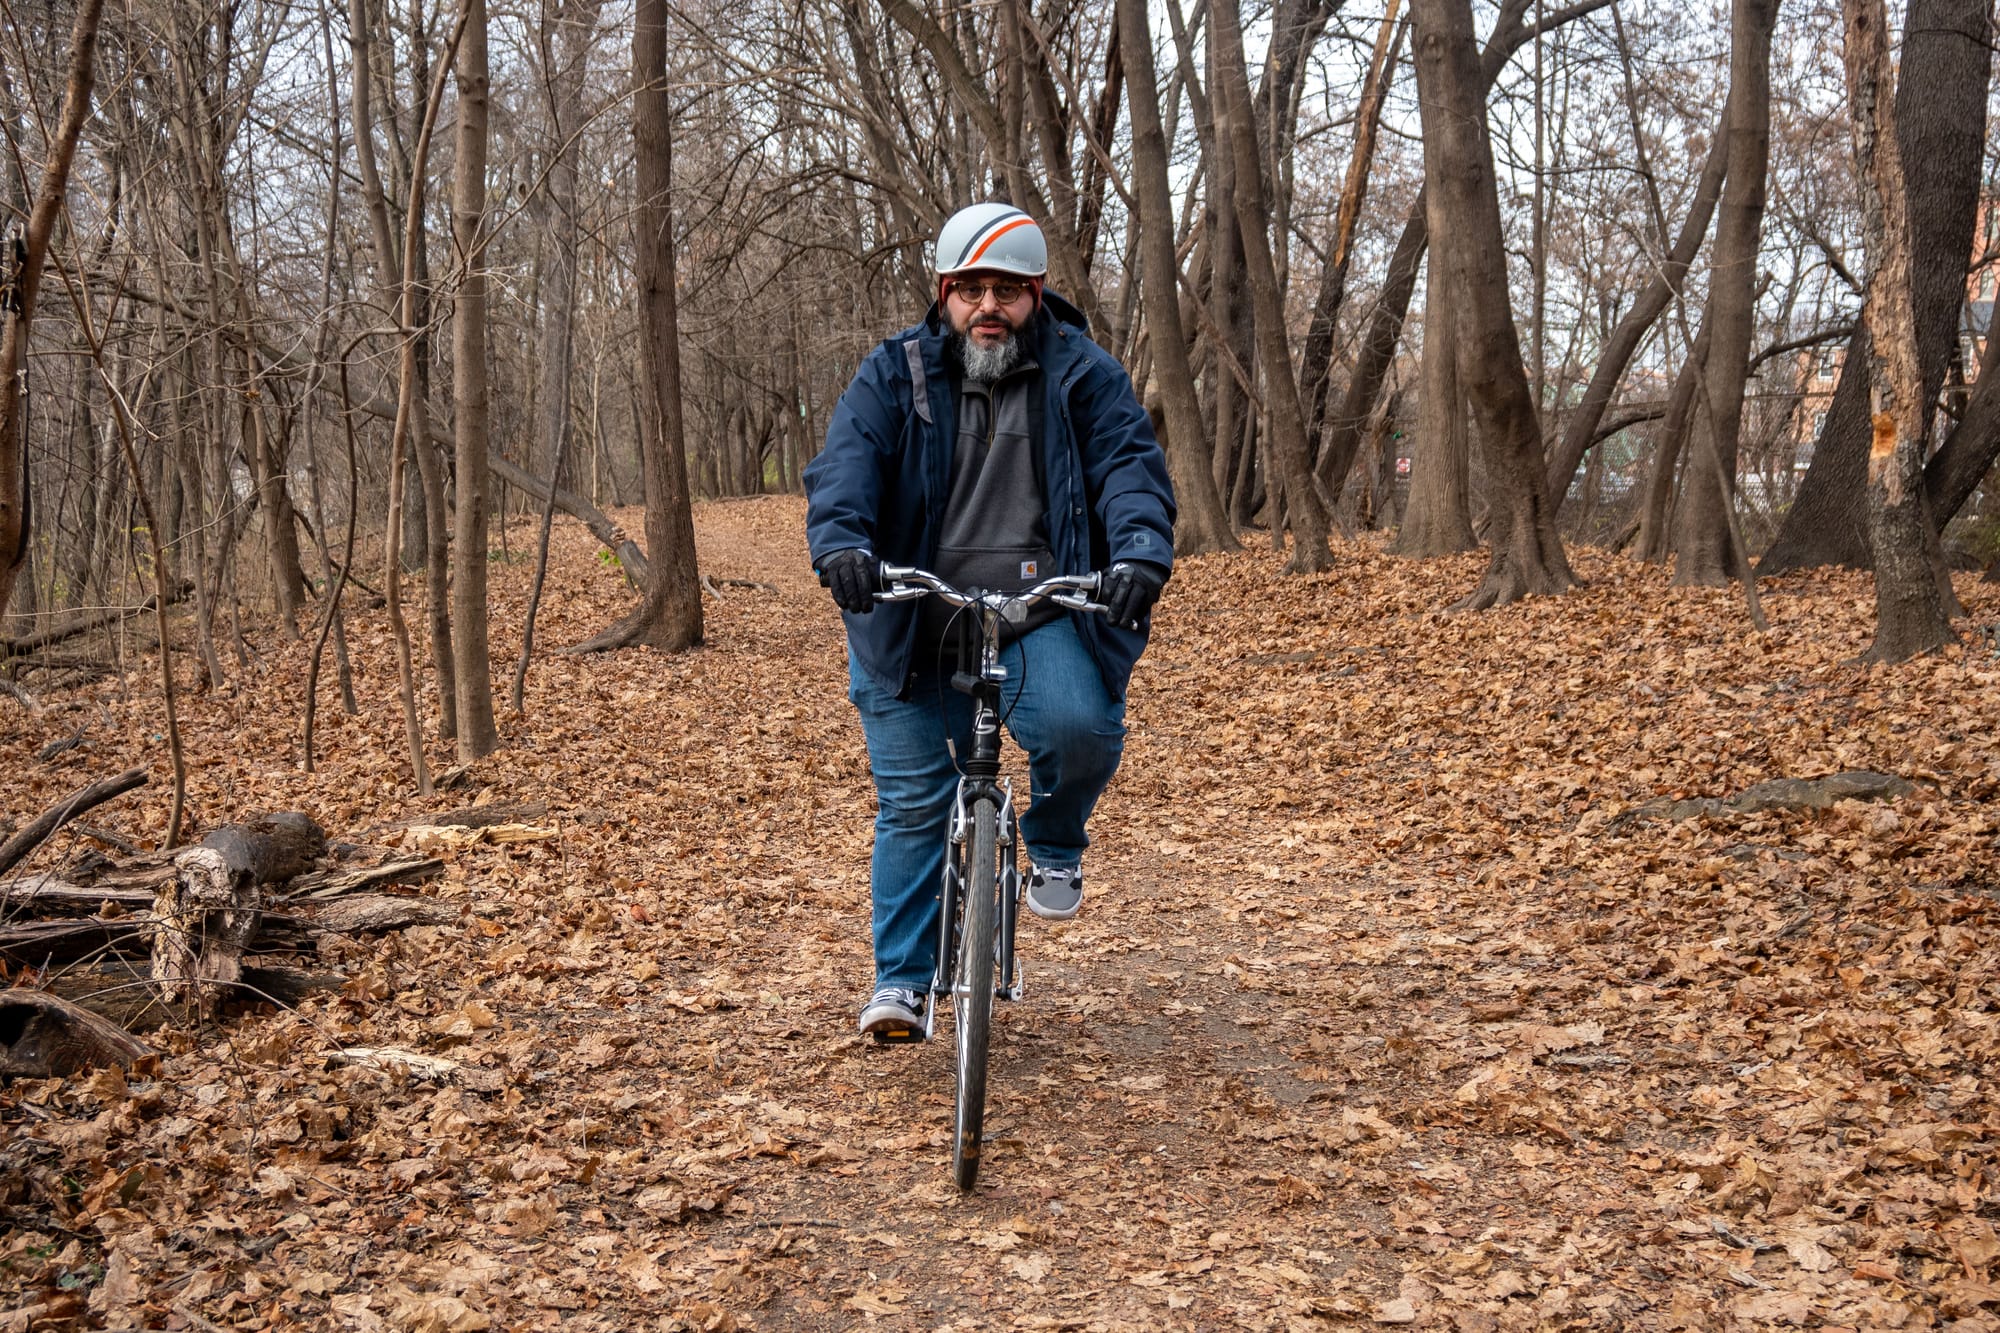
[848,618,1127,991]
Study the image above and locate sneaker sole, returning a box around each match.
[1025,895,1081,921]
[859,1006,926,1040]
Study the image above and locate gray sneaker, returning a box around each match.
[1026,865,1083,920]
[858,986,926,1040]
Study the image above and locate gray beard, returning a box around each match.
[953,327,1024,384]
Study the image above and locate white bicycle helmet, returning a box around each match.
[934,202,1048,279]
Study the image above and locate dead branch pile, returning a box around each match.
[0,783,548,1077]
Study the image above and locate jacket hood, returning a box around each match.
[922,288,1090,336]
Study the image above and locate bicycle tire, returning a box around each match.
[952,794,999,1191]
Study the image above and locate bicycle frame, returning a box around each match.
[874,566,1104,1039]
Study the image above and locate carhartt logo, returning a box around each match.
[1020,560,1038,578]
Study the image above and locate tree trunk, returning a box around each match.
[1758,0,1990,573]
[513,0,601,710]
[1925,317,2000,525]
[1545,103,1729,508]
[1634,325,1709,564]
[1300,4,1406,445]
[1412,0,1575,608]
[0,991,152,1078]
[1115,0,1235,556]
[0,0,107,623]
[1840,0,1957,662]
[451,0,499,758]
[1393,252,1476,555]
[1311,0,1612,499]
[1672,0,1776,587]
[1209,0,1332,573]
[153,814,327,1013]
[573,0,702,653]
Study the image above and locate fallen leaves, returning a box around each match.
[3,499,1998,1330]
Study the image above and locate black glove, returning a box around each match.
[817,548,879,615]
[1100,561,1167,630]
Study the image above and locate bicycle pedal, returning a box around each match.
[870,1024,927,1045]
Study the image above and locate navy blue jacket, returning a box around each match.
[805,292,1176,701]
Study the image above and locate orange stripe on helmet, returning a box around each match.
[966,217,1036,267]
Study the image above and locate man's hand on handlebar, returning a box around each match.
[817,548,879,615]
[1100,561,1167,630]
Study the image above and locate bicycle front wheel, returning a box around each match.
[952,794,999,1191]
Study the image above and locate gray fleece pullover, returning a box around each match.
[919,357,1061,654]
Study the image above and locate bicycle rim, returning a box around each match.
[952,795,998,1191]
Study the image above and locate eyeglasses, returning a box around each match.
[949,279,1031,306]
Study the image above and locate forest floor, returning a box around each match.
[3,496,2000,1333]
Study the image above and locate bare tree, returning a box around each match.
[1210,0,1332,573]
[1411,0,1575,607]
[1115,0,1235,555]
[0,0,107,623]
[1759,0,1991,574]
[450,0,499,758]
[1838,0,1957,661]
[1671,0,1776,587]
[572,0,700,652]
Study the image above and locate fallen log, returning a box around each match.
[0,873,153,915]
[153,813,326,1012]
[380,800,549,833]
[0,583,191,658]
[285,856,444,900]
[0,766,149,879]
[1617,770,1919,825]
[306,894,458,934]
[0,916,155,967]
[329,1045,503,1092]
[349,395,649,580]
[0,990,154,1077]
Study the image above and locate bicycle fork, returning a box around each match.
[921,778,1022,1040]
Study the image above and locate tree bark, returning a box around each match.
[450,0,499,758]
[0,0,108,623]
[1634,324,1710,563]
[1116,0,1235,556]
[1840,0,1957,661]
[1209,0,1332,572]
[1672,0,1776,586]
[1300,4,1406,446]
[1759,0,1990,573]
[1392,251,1476,555]
[153,814,327,1013]
[1412,0,1575,607]
[573,0,703,653]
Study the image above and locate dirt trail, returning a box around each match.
[3,496,1996,1331]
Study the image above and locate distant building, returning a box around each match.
[1783,217,1997,460]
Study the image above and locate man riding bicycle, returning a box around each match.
[804,201,1177,1039]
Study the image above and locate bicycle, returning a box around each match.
[865,563,1110,1190]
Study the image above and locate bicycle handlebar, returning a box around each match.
[875,564,1110,618]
